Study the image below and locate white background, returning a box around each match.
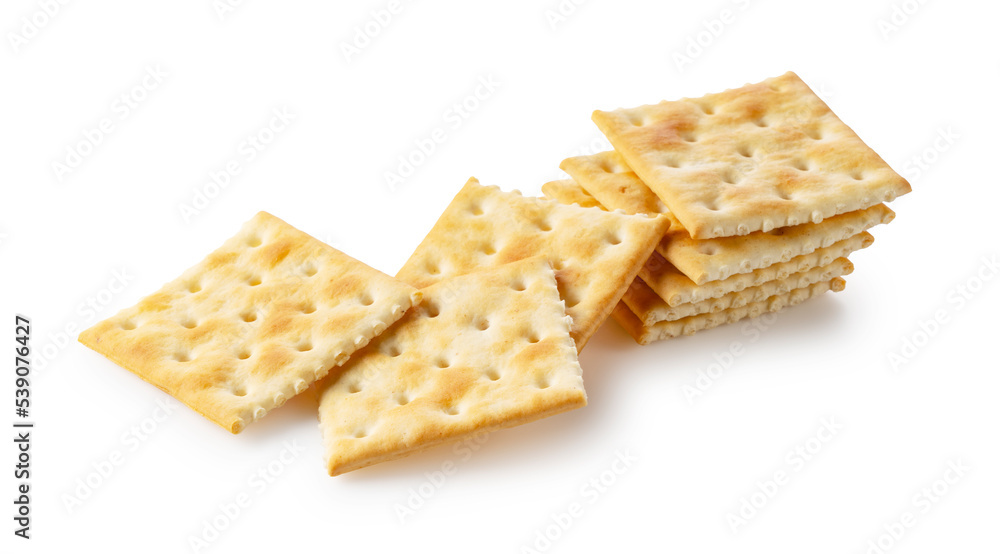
[2,0,998,552]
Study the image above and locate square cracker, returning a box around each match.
[592,72,910,239]
[624,258,853,326]
[613,278,845,345]
[559,150,895,284]
[396,178,670,350]
[79,212,421,434]
[317,257,586,476]
[641,231,873,307]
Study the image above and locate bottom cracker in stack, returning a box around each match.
[612,279,845,345]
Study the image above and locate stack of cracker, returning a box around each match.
[543,72,909,344]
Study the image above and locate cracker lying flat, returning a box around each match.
[79,212,421,434]
[559,151,895,284]
[540,179,604,209]
[642,231,872,307]
[592,72,910,239]
[317,257,586,476]
[613,278,845,345]
[624,258,853,326]
[396,178,670,350]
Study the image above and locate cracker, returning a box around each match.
[624,258,853,326]
[317,257,586,476]
[656,203,891,284]
[551,159,894,284]
[540,178,604,209]
[592,72,911,239]
[642,231,872,307]
[560,150,673,218]
[78,212,422,434]
[613,278,845,345]
[395,178,670,350]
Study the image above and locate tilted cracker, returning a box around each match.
[613,278,845,345]
[560,150,673,220]
[592,72,910,239]
[396,178,670,350]
[317,257,586,476]
[540,179,604,209]
[642,231,872,307]
[624,258,853,326]
[560,150,895,284]
[79,212,421,434]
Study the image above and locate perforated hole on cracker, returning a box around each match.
[545,167,893,284]
[396,178,670,350]
[317,257,586,476]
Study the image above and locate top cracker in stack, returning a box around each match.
[591,72,910,239]
[548,72,909,343]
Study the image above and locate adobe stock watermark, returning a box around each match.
[313,232,344,251]
[35,268,134,377]
[681,312,778,403]
[212,0,248,21]
[860,459,969,554]
[61,398,176,514]
[393,431,490,523]
[520,449,636,553]
[7,0,71,54]
[726,417,842,533]
[900,126,958,184]
[878,0,930,41]
[340,0,413,63]
[188,440,305,553]
[51,64,168,183]
[672,0,752,73]
[887,254,997,372]
[544,0,589,31]
[178,106,295,223]
[383,74,501,192]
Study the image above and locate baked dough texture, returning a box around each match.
[317,257,586,476]
[541,177,877,306]
[613,278,845,345]
[79,211,421,434]
[396,178,670,350]
[541,178,604,209]
[558,151,894,284]
[592,72,910,239]
[624,258,853,325]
